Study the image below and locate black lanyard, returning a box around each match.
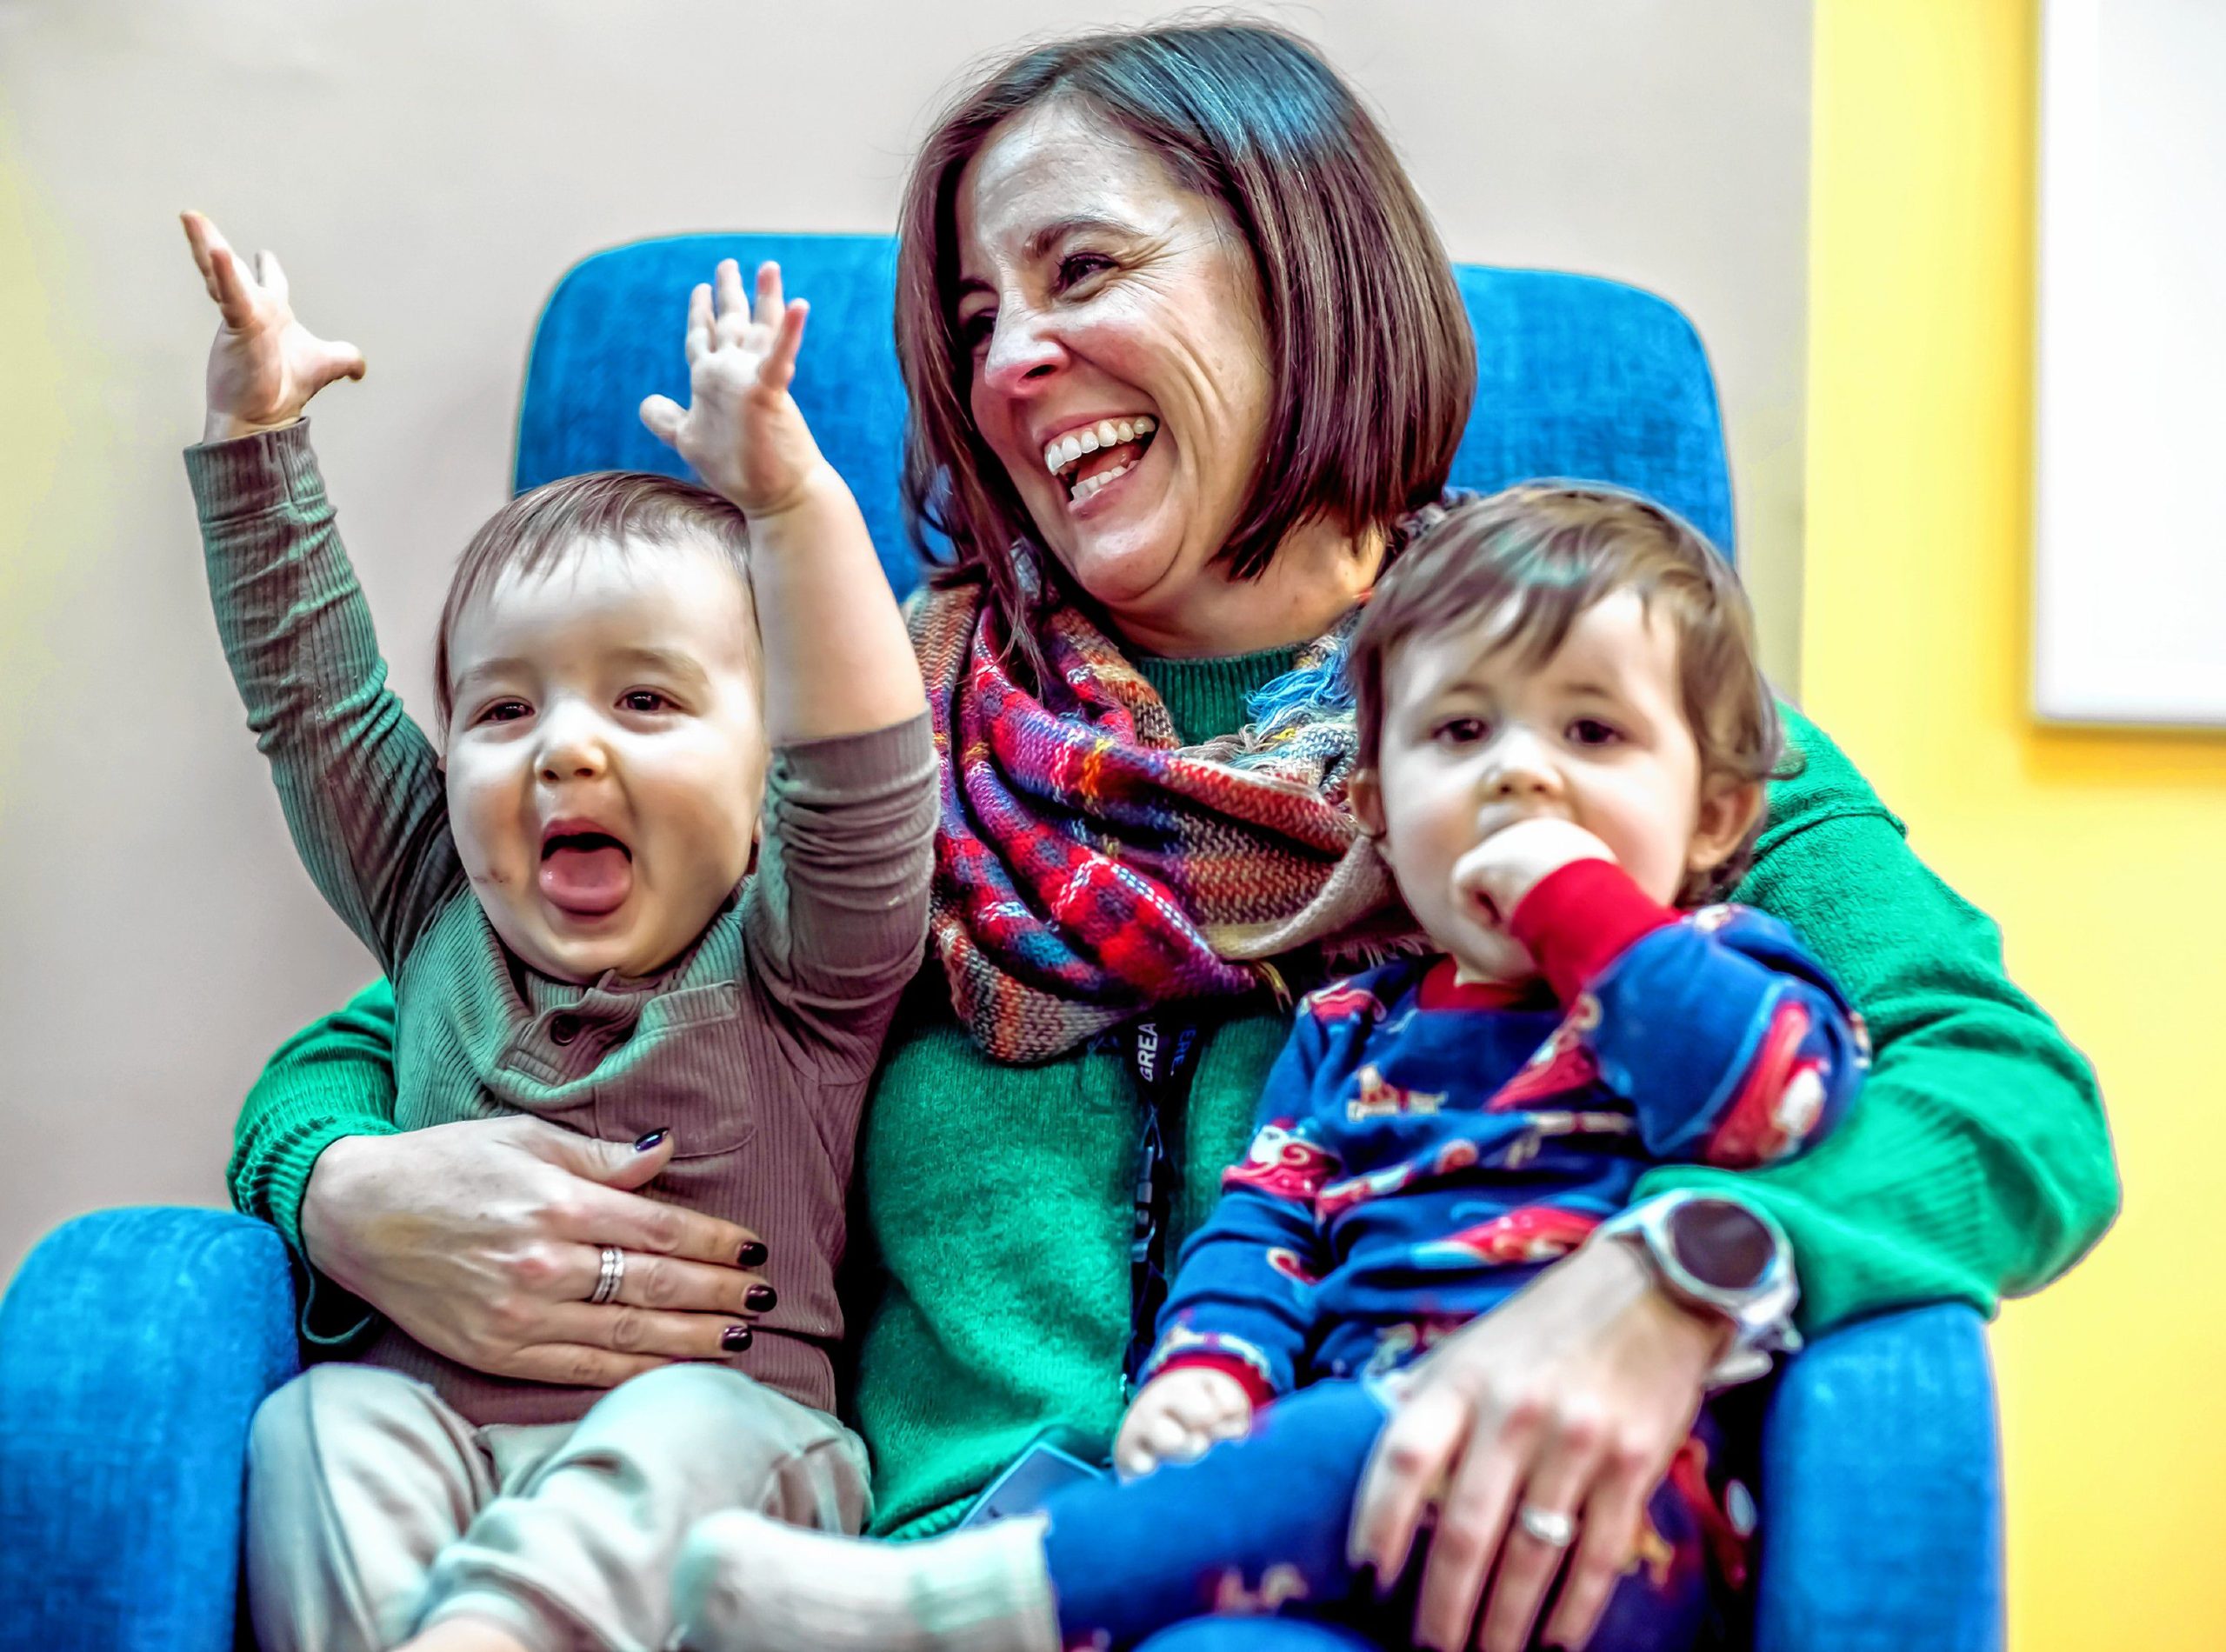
[1122,1011,1207,1391]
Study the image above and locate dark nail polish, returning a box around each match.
[721,1324,753,1353]
[745,1284,778,1312]
[633,1128,671,1152]
[736,1240,769,1269]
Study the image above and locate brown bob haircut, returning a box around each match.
[895,21,1476,645]
[1348,483,1784,901]
[432,471,754,729]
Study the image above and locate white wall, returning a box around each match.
[0,0,1811,1280]
[2033,0,2226,725]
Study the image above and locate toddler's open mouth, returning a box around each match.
[539,821,633,917]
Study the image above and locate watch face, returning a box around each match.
[1666,1197,1775,1291]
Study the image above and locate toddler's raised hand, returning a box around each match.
[639,260,826,519]
[1113,1366,1255,1479]
[181,211,365,443]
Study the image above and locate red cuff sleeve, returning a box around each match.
[1150,1352,1279,1409]
[1507,858,1679,1003]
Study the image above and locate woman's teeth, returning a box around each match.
[1043,415,1156,477]
[1070,459,1136,503]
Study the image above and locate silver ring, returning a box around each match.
[1516,1502,1577,1549]
[589,1246,625,1306]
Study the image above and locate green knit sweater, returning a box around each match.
[229,649,2120,1539]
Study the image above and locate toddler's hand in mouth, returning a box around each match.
[1452,816,1616,923]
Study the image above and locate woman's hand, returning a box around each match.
[180,210,365,443]
[640,258,829,519]
[1350,1240,1728,1652]
[299,1116,774,1388]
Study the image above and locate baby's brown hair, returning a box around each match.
[1349,483,1783,900]
[433,471,756,729]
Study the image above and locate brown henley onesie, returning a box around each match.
[189,423,937,1429]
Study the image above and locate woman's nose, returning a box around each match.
[978,303,1065,396]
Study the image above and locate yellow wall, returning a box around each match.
[1805,3,2226,1644]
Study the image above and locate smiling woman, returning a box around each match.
[952,101,1283,645]
[900,32,1473,660]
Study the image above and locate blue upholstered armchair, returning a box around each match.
[0,235,2002,1652]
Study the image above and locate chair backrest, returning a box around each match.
[514,231,1733,597]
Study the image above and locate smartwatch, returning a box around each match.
[1596,1190,1800,1387]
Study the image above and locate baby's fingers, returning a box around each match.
[684,283,714,366]
[180,210,220,286]
[756,298,808,392]
[204,245,258,330]
[1450,841,1508,923]
[1166,1381,1244,1438]
[1209,1389,1254,1438]
[640,394,688,448]
[752,261,786,329]
[1114,1429,1163,1480]
[1140,1409,1207,1469]
[310,336,368,388]
[181,211,257,326]
[715,258,750,327]
[257,248,290,304]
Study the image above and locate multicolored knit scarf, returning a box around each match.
[910,565,1419,1064]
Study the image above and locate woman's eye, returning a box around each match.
[1569,717,1621,747]
[1056,252,1114,290]
[957,310,996,353]
[1434,716,1489,745]
[621,689,673,714]
[476,699,530,726]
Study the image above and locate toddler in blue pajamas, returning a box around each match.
[670,484,1868,1652]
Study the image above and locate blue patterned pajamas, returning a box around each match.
[1088,863,1864,1650]
[1041,1380,1747,1652]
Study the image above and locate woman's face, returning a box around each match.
[954,101,1275,649]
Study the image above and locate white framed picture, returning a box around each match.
[2033,0,2226,727]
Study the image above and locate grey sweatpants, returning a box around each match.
[244,1361,870,1652]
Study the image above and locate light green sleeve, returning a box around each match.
[226,976,402,1349]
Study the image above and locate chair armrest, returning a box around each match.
[0,1206,300,1652]
[1755,1302,2002,1652]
